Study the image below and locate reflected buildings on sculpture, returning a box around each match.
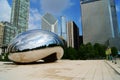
[7,29,64,63]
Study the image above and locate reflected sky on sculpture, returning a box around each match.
[7,29,64,63]
[8,29,64,53]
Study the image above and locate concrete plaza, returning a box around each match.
[0,60,120,80]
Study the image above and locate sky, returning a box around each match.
[0,0,120,36]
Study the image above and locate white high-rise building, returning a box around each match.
[81,0,118,44]
[41,13,58,34]
[61,16,67,40]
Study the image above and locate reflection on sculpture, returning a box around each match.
[7,29,64,63]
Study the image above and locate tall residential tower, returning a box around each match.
[81,0,118,44]
[10,0,30,33]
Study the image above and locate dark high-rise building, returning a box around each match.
[67,21,79,49]
[10,0,30,33]
[79,36,83,45]
[81,0,118,44]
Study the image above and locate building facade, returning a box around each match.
[41,13,58,34]
[109,37,120,50]
[0,22,18,53]
[10,0,30,33]
[0,22,17,47]
[81,0,118,44]
[61,16,67,41]
[0,23,4,47]
[79,36,83,45]
[67,21,79,49]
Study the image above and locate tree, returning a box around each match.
[111,47,118,57]
[63,43,108,60]
[78,44,87,60]
[68,47,78,60]
[62,47,78,60]
[62,47,69,59]
[85,43,94,59]
[93,43,100,58]
[94,43,107,59]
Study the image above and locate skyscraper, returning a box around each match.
[41,13,58,34]
[67,21,79,49]
[61,16,67,41]
[10,0,30,33]
[0,22,17,47]
[0,23,4,47]
[0,21,18,53]
[81,0,118,44]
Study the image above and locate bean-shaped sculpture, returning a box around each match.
[7,29,64,63]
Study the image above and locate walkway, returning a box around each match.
[0,60,120,80]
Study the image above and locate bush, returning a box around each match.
[62,47,78,60]
[63,43,109,60]
[0,53,10,61]
[94,43,107,58]
[111,47,118,57]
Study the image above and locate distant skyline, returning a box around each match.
[0,0,120,35]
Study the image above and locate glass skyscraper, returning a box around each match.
[10,0,30,34]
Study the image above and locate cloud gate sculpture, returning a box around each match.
[7,29,64,63]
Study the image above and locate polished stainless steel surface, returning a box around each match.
[8,29,64,53]
[7,29,64,63]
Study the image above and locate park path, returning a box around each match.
[0,60,120,80]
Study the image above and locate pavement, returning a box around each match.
[116,58,120,66]
[0,60,120,80]
[105,60,120,75]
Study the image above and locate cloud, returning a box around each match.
[40,0,74,15]
[28,8,42,30]
[116,5,120,12]
[0,0,11,22]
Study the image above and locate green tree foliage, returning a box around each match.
[85,43,96,59]
[94,43,107,58]
[78,44,87,59]
[62,47,77,60]
[0,53,10,61]
[111,47,118,57]
[63,42,110,60]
